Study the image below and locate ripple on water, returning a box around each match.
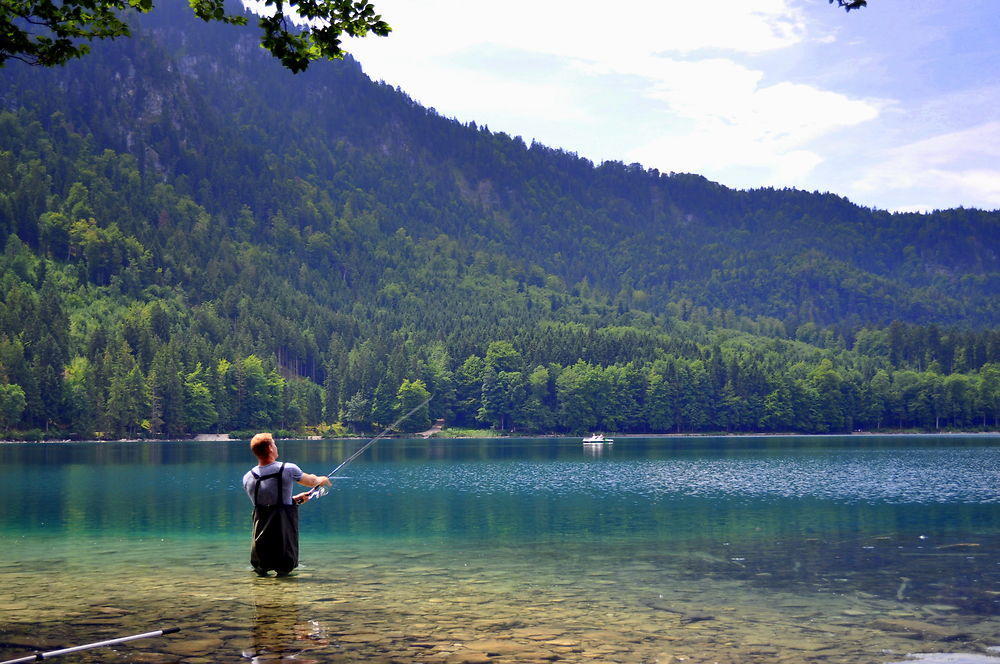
[362,446,1000,504]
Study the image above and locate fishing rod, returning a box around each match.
[302,395,432,502]
[0,627,180,664]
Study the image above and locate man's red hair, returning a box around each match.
[250,432,274,460]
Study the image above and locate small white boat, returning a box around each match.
[582,433,613,444]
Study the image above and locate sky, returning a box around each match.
[329,0,1000,213]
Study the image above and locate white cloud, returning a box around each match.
[394,63,592,126]
[852,122,1000,211]
[343,1,883,186]
[237,0,1000,211]
[351,0,809,63]
[625,59,882,185]
[473,0,808,61]
[627,126,824,184]
[347,0,814,101]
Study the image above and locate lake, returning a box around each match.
[1,435,999,664]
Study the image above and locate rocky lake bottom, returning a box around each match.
[2,534,998,664]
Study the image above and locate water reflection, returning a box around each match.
[245,578,329,663]
[582,442,610,457]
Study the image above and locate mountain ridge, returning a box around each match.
[5,6,999,327]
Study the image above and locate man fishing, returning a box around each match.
[243,432,331,577]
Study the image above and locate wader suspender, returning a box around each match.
[251,462,286,507]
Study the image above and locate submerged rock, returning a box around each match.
[644,601,715,624]
[871,619,971,641]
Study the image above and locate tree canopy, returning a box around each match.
[0,0,389,71]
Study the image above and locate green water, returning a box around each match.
[1,436,999,664]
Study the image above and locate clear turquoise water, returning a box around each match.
[2,435,999,664]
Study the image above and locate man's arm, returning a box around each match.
[297,472,332,488]
[293,472,333,504]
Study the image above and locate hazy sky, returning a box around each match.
[335,0,1000,213]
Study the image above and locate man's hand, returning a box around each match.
[294,473,332,503]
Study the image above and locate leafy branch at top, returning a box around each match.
[0,0,390,71]
[829,0,868,11]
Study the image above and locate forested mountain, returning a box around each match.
[1,1,999,439]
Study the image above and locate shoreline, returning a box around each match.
[3,430,1000,444]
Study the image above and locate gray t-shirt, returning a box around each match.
[243,462,303,506]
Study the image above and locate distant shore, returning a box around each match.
[4,429,1000,444]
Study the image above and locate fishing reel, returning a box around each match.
[299,477,350,503]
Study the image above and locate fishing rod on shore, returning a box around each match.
[300,395,432,503]
[0,627,180,664]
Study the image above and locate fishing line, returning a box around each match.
[303,395,432,501]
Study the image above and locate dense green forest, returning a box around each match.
[1,2,999,439]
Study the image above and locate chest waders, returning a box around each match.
[250,462,299,576]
